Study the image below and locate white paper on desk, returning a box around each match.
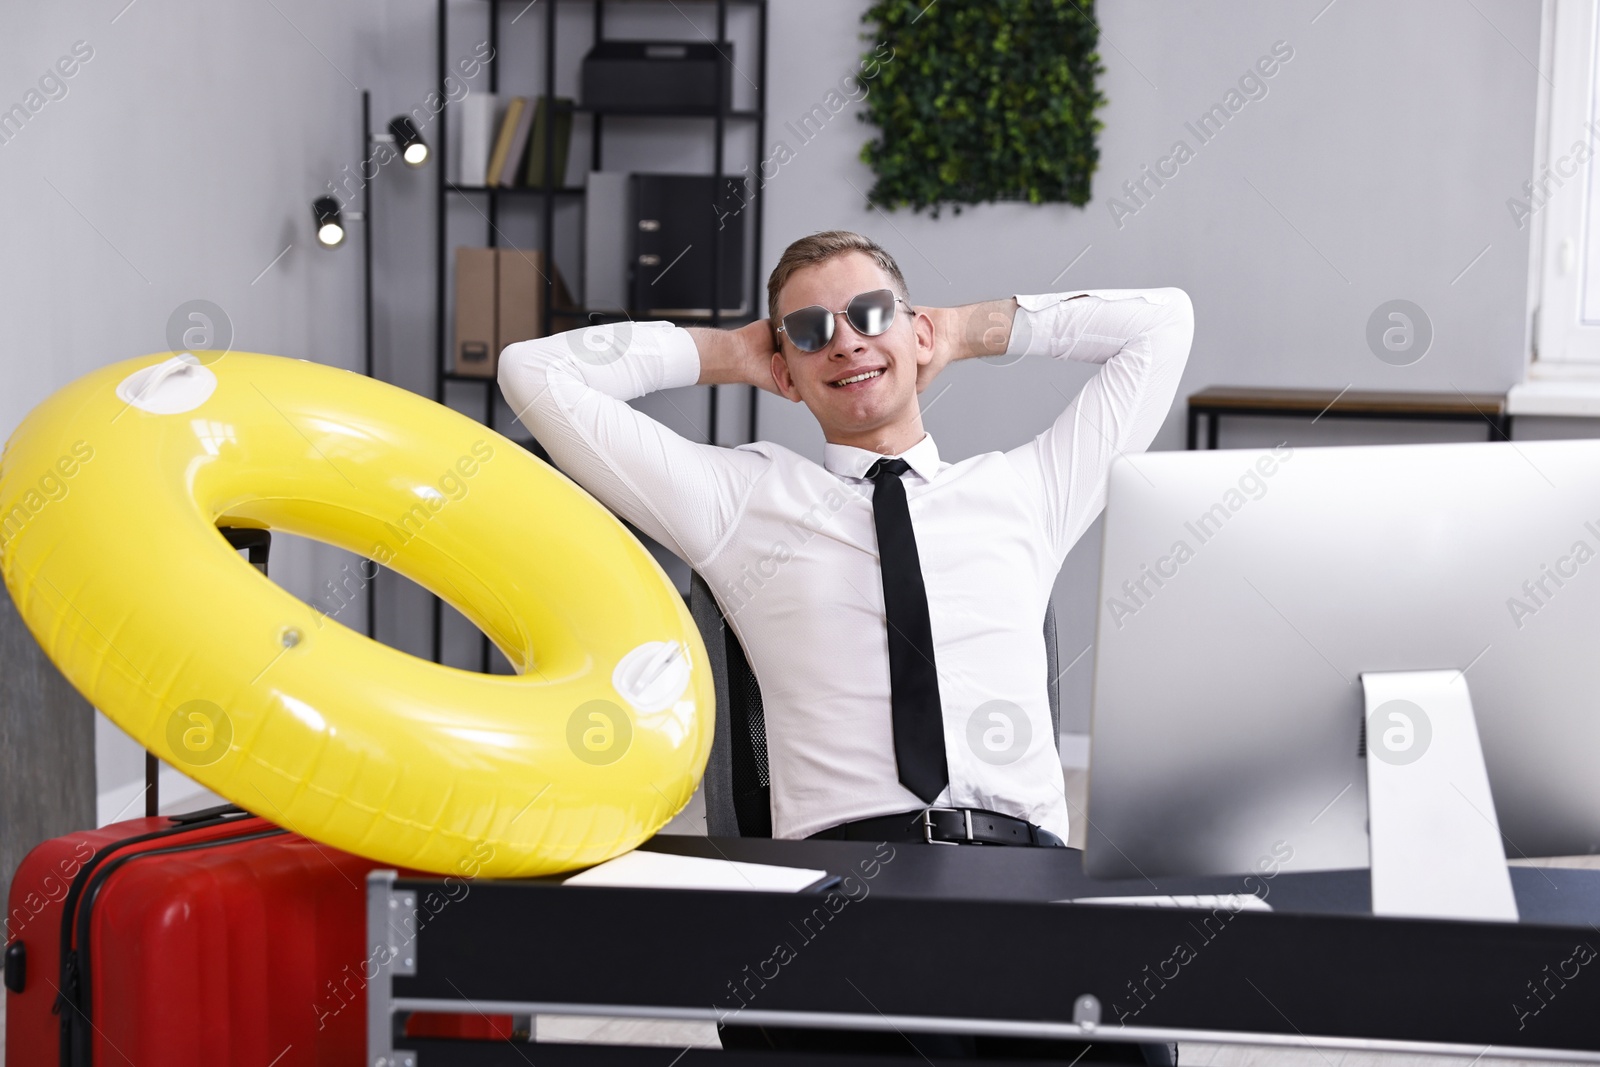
[563,849,829,892]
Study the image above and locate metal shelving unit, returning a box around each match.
[431,0,768,666]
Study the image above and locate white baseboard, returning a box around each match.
[96,762,227,827]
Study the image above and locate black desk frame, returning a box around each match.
[364,843,1600,1066]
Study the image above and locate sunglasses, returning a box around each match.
[776,288,911,353]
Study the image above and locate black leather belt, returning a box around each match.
[807,807,1066,847]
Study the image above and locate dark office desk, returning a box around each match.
[366,836,1600,1066]
[1186,386,1512,449]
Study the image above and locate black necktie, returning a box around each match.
[866,457,948,803]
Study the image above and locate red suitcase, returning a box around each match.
[5,804,378,1066]
[5,806,519,1066]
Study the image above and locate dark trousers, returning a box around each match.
[719,1023,1176,1064]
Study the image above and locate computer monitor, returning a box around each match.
[1084,438,1600,915]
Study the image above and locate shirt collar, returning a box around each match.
[823,432,942,482]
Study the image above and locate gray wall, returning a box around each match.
[0,0,1566,818]
[752,0,1555,734]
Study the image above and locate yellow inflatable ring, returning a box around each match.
[0,351,712,877]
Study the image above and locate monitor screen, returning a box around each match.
[1086,439,1600,880]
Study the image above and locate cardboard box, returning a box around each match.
[497,249,545,355]
[453,246,498,377]
[454,247,575,378]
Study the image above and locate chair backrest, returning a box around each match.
[689,570,1063,839]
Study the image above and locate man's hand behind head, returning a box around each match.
[913,299,1019,393]
[741,318,784,397]
[690,319,782,395]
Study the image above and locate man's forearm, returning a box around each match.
[688,324,766,387]
[942,297,1020,361]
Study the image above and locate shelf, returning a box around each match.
[581,106,760,120]
[434,0,768,669]
[485,99,753,118]
[553,307,758,326]
[433,0,767,467]
[447,183,587,196]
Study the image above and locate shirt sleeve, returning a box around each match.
[1001,287,1196,567]
[497,321,768,571]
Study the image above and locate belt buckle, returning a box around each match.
[920,807,971,845]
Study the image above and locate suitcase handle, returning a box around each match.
[167,802,248,825]
[139,528,271,817]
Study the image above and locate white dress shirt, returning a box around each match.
[499,287,1195,841]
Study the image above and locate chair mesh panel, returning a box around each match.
[725,628,773,837]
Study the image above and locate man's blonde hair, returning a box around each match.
[766,230,910,325]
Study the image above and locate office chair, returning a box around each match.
[688,569,1063,839]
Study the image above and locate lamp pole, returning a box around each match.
[319,92,426,645]
[361,89,378,641]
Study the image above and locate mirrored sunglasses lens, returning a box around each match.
[785,308,831,352]
[848,290,897,336]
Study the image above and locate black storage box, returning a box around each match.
[629,173,747,317]
[581,40,734,113]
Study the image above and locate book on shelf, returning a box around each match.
[525,96,574,188]
[498,96,536,188]
[485,96,526,189]
[458,92,497,187]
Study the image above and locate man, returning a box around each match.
[501,230,1193,1065]
[499,230,1193,851]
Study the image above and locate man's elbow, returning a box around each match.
[496,336,566,411]
[1158,287,1194,330]
[496,337,543,389]
[1156,287,1195,361]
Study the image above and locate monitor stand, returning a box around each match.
[1360,669,1519,922]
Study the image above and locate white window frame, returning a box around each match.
[1528,0,1600,376]
[1506,0,1600,414]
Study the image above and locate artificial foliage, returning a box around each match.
[858,0,1108,217]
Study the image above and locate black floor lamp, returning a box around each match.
[311,89,431,641]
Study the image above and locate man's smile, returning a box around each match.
[830,367,887,389]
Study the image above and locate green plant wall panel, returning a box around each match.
[859,0,1108,218]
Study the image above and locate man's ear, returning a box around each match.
[912,307,936,367]
[769,350,803,403]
